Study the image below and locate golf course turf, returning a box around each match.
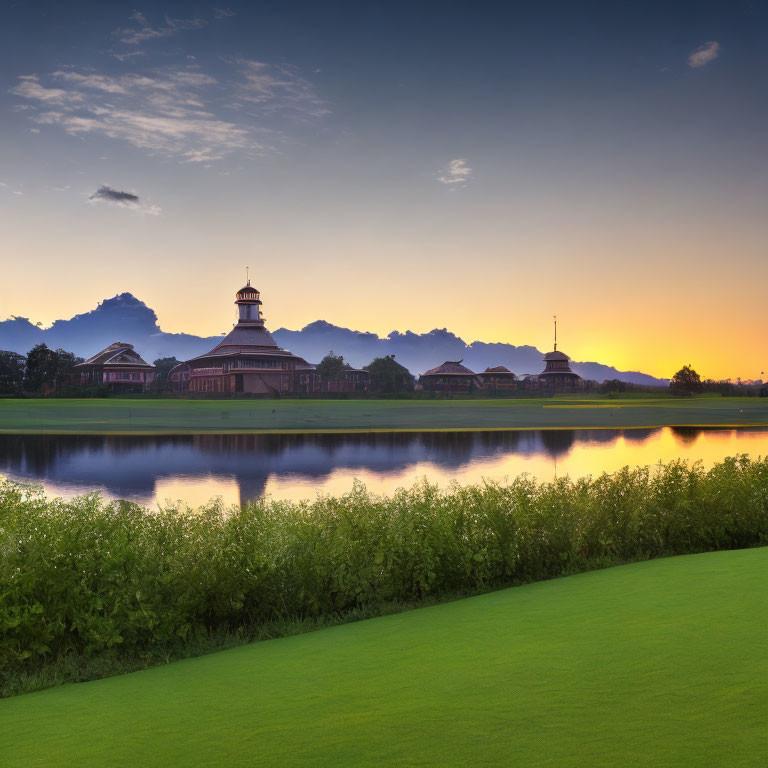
[2,548,766,767]
[1,395,767,433]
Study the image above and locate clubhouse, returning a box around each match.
[167,282,369,395]
[73,342,155,393]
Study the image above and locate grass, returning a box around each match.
[1,394,767,433]
[1,548,766,767]
[3,456,768,696]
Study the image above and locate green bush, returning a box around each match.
[2,456,768,685]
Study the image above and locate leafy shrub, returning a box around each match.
[2,456,768,683]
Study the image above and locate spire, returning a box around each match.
[246,266,250,287]
[554,315,557,351]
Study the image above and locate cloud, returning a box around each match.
[130,11,149,26]
[111,50,146,62]
[437,158,472,187]
[90,185,139,204]
[89,185,160,215]
[166,16,208,31]
[11,60,327,163]
[234,59,330,118]
[10,75,80,105]
[213,7,236,19]
[113,12,207,45]
[52,70,129,94]
[688,41,720,68]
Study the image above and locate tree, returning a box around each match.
[53,349,79,390]
[24,343,58,392]
[24,344,80,393]
[316,351,349,383]
[152,357,180,390]
[363,355,415,393]
[0,351,25,394]
[599,378,627,395]
[670,365,703,396]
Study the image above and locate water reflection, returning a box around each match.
[0,427,766,508]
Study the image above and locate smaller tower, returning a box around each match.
[539,316,581,390]
[235,274,264,325]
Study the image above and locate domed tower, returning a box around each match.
[169,272,315,395]
[235,275,264,325]
[539,316,581,390]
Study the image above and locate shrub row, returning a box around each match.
[2,456,768,677]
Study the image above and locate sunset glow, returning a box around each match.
[1,2,766,380]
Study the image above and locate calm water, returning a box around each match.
[1,428,767,508]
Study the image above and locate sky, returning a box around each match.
[1,0,766,380]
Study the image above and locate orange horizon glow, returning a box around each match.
[2,215,765,381]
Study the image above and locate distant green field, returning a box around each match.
[2,548,766,767]
[0,396,767,433]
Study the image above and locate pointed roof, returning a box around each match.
[421,360,477,376]
[187,323,304,362]
[184,282,310,366]
[75,342,154,369]
[212,323,278,351]
[483,365,515,374]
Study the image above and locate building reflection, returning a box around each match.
[0,426,765,507]
[670,426,704,445]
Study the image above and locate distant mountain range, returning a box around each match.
[0,293,669,386]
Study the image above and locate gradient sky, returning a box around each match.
[1,0,766,380]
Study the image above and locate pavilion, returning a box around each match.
[538,317,581,391]
[73,342,155,393]
[169,280,315,395]
[418,360,484,392]
[480,365,518,393]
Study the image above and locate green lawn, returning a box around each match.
[2,548,766,767]
[0,395,767,433]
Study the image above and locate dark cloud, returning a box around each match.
[89,185,139,205]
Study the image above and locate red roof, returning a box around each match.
[186,320,310,366]
[421,360,477,376]
[75,342,154,369]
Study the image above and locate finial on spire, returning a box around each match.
[554,315,557,351]
[246,266,250,286]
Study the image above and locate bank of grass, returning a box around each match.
[1,394,767,433]
[2,455,768,698]
[2,548,767,767]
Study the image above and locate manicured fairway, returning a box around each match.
[0,395,767,433]
[2,548,766,767]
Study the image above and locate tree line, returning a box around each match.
[0,344,81,395]
[0,344,183,396]
[0,345,416,395]
[316,351,415,393]
[2,345,764,397]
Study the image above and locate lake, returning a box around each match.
[1,427,767,508]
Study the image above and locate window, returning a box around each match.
[231,359,283,370]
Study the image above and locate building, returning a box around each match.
[418,360,484,392]
[325,369,370,393]
[293,367,370,394]
[538,317,581,391]
[480,365,518,393]
[73,342,155,392]
[169,280,314,395]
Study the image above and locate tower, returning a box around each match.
[235,273,264,325]
[539,316,581,389]
[553,315,557,351]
